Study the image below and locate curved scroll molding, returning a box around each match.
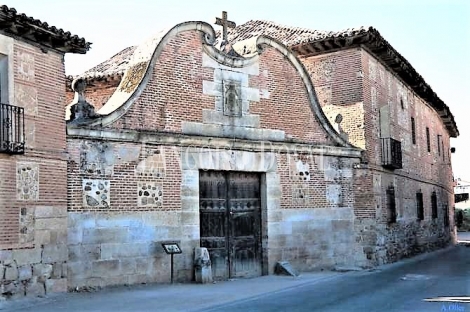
[254,36,352,147]
[67,21,352,148]
[69,21,217,128]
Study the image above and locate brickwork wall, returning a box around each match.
[276,153,355,209]
[299,47,454,266]
[65,78,120,112]
[97,31,334,145]
[67,140,182,213]
[0,35,68,299]
[300,48,365,148]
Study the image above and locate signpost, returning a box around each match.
[161,242,182,284]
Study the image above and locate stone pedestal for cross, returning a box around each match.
[194,247,212,283]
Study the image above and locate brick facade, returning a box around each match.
[300,48,455,265]
[64,23,365,287]
[0,35,69,298]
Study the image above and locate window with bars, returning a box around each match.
[416,192,424,221]
[426,127,431,152]
[411,117,416,145]
[386,186,397,223]
[0,103,24,154]
[431,191,438,219]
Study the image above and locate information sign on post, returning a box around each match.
[162,242,182,283]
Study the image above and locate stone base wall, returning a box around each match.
[355,218,453,267]
[375,220,452,265]
[0,207,68,300]
[67,212,198,289]
[267,208,362,272]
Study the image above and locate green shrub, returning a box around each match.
[455,208,470,231]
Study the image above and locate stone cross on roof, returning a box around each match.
[215,11,236,43]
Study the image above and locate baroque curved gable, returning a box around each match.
[67,21,351,148]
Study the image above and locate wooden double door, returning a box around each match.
[199,171,262,280]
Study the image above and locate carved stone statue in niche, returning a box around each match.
[223,80,242,117]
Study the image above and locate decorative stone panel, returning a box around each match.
[292,184,310,205]
[16,162,39,201]
[182,51,283,141]
[137,182,163,207]
[19,207,35,244]
[83,179,110,208]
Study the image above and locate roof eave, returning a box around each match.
[0,5,91,54]
[291,28,459,138]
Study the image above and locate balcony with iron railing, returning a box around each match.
[0,102,25,154]
[381,137,402,170]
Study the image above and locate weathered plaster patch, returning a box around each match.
[371,87,377,109]
[17,51,35,82]
[135,149,166,178]
[80,141,115,176]
[83,179,110,208]
[289,158,311,182]
[14,84,37,116]
[326,184,342,205]
[137,182,163,207]
[16,162,39,201]
[315,86,332,106]
[24,122,35,148]
[119,61,147,93]
[368,59,377,81]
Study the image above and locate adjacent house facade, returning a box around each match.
[0,5,89,298]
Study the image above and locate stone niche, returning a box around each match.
[82,179,110,208]
[16,162,39,201]
[19,207,35,244]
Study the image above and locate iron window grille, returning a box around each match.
[0,102,25,154]
[416,192,424,221]
[381,138,402,169]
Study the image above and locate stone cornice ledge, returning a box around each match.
[66,127,363,159]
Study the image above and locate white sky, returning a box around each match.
[9,0,470,181]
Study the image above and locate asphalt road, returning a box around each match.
[2,244,469,312]
[203,245,470,312]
